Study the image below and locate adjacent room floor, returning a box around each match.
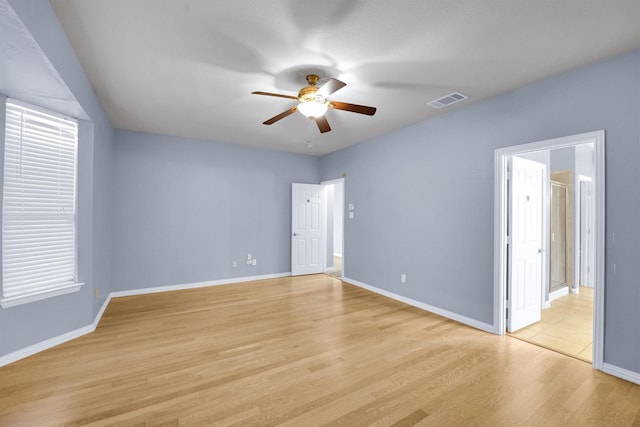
[325,254,343,278]
[509,286,594,362]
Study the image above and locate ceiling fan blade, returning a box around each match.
[263,106,298,125]
[252,91,298,101]
[316,78,347,98]
[315,115,331,133]
[329,101,377,116]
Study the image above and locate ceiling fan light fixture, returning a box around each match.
[297,100,328,119]
[253,74,375,133]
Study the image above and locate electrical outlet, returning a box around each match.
[246,259,252,265]
[232,261,237,268]
[400,274,407,283]
[247,253,252,260]
[252,259,257,266]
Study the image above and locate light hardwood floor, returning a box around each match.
[1,276,638,426]
[510,287,593,362]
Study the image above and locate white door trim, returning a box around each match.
[578,175,595,288]
[320,178,345,186]
[321,177,345,276]
[494,130,605,370]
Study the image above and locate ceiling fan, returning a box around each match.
[252,74,377,133]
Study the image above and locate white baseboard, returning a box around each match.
[602,363,640,385]
[342,276,495,334]
[0,273,291,367]
[93,293,112,327]
[0,291,116,368]
[0,323,95,368]
[549,286,569,301]
[110,272,291,298]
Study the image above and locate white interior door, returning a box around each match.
[291,183,325,276]
[508,156,545,332]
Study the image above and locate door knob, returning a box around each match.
[537,248,544,254]
[293,232,298,236]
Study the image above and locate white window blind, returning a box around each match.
[1,100,81,308]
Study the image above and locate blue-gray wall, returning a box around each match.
[320,49,640,373]
[0,0,114,357]
[112,130,320,291]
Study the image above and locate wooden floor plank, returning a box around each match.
[0,274,637,426]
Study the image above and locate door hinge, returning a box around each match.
[506,307,509,319]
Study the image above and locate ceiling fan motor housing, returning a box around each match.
[298,75,325,103]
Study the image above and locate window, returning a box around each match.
[1,100,82,308]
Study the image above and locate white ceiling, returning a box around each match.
[50,0,640,156]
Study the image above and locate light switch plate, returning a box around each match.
[348,212,354,219]
[348,203,354,210]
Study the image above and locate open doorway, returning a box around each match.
[494,131,605,369]
[322,178,344,279]
[508,148,594,362]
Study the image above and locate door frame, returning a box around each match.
[321,177,345,277]
[578,175,594,288]
[549,180,569,292]
[493,130,605,370]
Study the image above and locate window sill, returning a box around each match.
[1,282,84,309]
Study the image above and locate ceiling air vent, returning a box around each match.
[427,92,468,109]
